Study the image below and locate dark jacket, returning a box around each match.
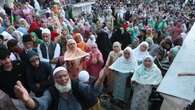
[48,80,98,110]
[0,61,27,98]
[26,62,52,97]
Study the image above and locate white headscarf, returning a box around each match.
[133,41,150,63]
[109,47,138,73]
[131,55,162,85]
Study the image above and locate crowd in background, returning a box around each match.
[0,0,195,110]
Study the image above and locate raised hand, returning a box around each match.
[14,81,30,102]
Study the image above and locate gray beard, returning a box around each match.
[55,80,72,93]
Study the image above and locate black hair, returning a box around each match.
[0,44,10,60]
[7,39,18,50]
[22,34,33,43]
[0,35,4,40]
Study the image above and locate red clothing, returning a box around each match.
[51,31,59,41]
[86,51,104,78]
[28,21,41,33]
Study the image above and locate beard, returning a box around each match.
[55,79,72,93]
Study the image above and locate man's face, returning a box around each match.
[42,33,50,43]
[54,71,70,86]
[0,56,12,70]
[24,41,33,50]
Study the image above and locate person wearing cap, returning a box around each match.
[20,34,37,65]
[37,28,61,68]
[15,66,102,110]
[78,70,102,110]
[25,50,52,97]
[0,45,27,98]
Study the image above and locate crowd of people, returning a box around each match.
[0,0,195,110]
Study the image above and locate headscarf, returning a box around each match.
[64,39,89,61]
[90,43,101,53]
[75,33,88,52]
[112,41,122,51]
[87,34,96,46]
[26,50,39,62]
[131,56,162,85]
[133,41,150,63]
[109,47,138,73]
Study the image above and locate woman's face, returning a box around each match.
[30,56,40,68]
[143,58,153,68]
[113,45,120,52]
[140,44,148,52]
[91,45,98,52]
[68,43,76,50]
[76,36,82,43]
[124,50,130,59]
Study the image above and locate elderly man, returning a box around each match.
[15,66,101,110]
[37,28,61,68]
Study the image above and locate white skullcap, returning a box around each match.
[41,28,51,35]
[78,70,90,83]
[53,66,67,76]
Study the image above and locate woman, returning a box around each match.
[103,41,123,93]
[86,43,104,78]
[64,39,89,79]
[131,56,163,110]
[109,47,138,103]
[75,33,89,52]
[133,41,150,65]
[96,30,112,62]
[25,50,52,97]
[17,18,29,35]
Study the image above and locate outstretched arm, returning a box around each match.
[14,81,36,109]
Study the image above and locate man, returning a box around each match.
[7,39,23,61]
[37,28,61,68]
[25,50,52,97]
[15,66,101,110]
[0,45,27,98]
[20,34,37,64]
